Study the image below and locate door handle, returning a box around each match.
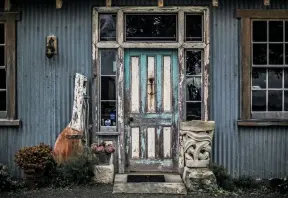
[127,117,134,125]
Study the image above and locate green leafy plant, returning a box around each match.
[234,176,260,189]
[210,163,235,191]
[14,143,54,174]
[0,163,22,192]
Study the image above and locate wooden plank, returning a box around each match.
[236,9,288,19]
[56,0,63,9]
[6,19,16,120]
[0,12,21,21]
[241,18,251,120]
[117,47,125,173]
[264,0,270,6]
[0,119,20,126]
[131,128,140,159]
[158,0,164,7]
[4,0,11,11]
[163,127,171,158]
[212,0,218,7]
[238,120,288,127]
[163,56,171,112]
[147,128,156,158]
[131,57,140,113]
[106,0,112,7]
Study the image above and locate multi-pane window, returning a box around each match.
[186,50,202,120]
[0,24,5,114]
[252,20,288,112]
[100,49,117,130]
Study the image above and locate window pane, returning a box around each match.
[186,77,201,101]
[286,22,288,42]
[0,24,4,44]
[186,51,201,75]
[269,44,284,65]
[253,44,267,65]
[101,76,116,100]
[285,91,288,111]
[253,21,267,42]
[185,15,202,41]
[99,14,116,41]
[0,91,6,111]
[268,90,282,111]
[252,90,266,111]
[269,21,283,42]
[125,14,177,41]
[101,102,116,126]
[0,46,4,66]
[101,50,117,75]
[0,69,5,89]
[268,68,282,88]
[252,68,266,89]
[284,69,288,88]
[186,102,201,120]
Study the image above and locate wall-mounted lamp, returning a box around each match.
[46,36,57,59]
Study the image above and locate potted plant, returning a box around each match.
[14,143,54,189]
[91,142,115,165]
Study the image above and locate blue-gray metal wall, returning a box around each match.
[0,0,287,178]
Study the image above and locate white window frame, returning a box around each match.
[92,6,210,173]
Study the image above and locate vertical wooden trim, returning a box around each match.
[241,18,251,120]
[106,0,112,7]
[117,47,125,173]
[4,0,11,11]
[56,0,63,9]
[6,19,16,119]
[178,48,185,121]
[158,0,164,7]
[212,0,219,7]
[264,0,270,6]
[92,9,99,136]
[117,10,124,45]
[178,10,184,44]
[203,8,210,121]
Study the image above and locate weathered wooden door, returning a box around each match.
[124,49,179,172]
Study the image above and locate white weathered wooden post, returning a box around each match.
[180,120,217,191]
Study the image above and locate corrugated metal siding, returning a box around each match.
[0,0,287,178]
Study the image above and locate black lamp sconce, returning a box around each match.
[45,36,57,59]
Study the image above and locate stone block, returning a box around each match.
[183,167,217,191]
[93,153,114,184]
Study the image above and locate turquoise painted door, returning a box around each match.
[124,49,179,172]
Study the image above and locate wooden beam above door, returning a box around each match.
[56,0,63,9]
[5,0,11,11]
[212,0,218,7]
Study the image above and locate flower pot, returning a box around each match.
[94,152,111,165]
[24,171,44,190]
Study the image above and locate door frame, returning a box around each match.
[92,6,210,173]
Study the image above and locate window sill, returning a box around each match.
[237,119,288,127]
[96,132,119,136]
[0,119,21,127]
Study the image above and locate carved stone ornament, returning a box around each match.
[179,120,217,191]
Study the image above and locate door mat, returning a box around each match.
[127,175,165,183]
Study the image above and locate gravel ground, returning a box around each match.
[1,185,288,198]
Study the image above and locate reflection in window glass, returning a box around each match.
[285,91,288,111]
[100,50,117,129]
[0,24,4,44]
[101,50,116,75]
[253,21,267,42]
[268,90,282,111]
[252,90,266,111]
[269,44,283,65]
[125,14,177,41]
[185,15,203,42]
[0,69,5,89]
[99,14,116,41]
[0,91,5,111]
[253,44,267,65]
[186,50,202,120]
[268,68,282,88]
[269,21,283,42]
[252,68,266,89]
